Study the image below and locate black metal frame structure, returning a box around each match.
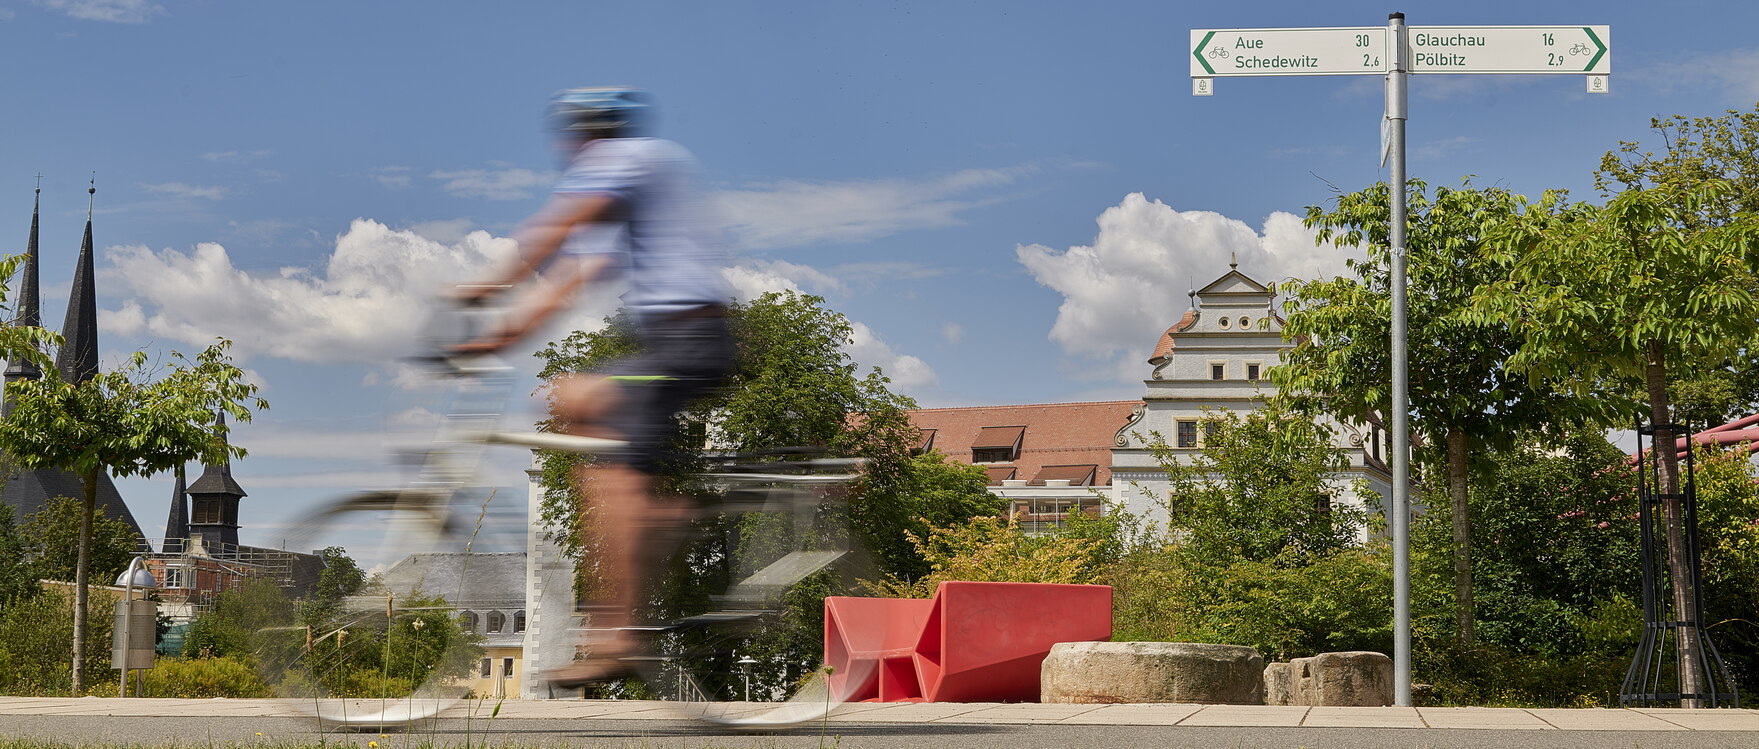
[1619,421,1739,708]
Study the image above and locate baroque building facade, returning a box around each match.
[1108,264,1392,530]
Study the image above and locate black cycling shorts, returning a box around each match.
[600,307,734,474]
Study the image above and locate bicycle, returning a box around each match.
[250,301,882,728]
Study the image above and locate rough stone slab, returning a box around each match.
[1177,705,1308,726]
[1301,705,1424,728]
[1291,651,1393,707]
[1263,661,1295,705]
[1634,708,1759,731]
[1417,707,1552,730]
[1528,708,1682,731]
[1042,641,1264,705]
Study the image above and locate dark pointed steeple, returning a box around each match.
[54,178,98,385]
[163,465,188,554]
[4,179,45,397]
[0,177,147,544]
[187,410,246,548]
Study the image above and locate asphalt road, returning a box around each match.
[3,715,1758,749]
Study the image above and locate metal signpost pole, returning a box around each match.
[1384,11,1412,708]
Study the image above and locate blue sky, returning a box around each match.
[4,0,1756,558]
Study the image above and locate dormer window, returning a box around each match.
[970,426,1025,462]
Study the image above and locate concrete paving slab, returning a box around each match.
[935,703,1104,723]
[1177,705,1308,727]
[1527,708,1681,731]
[1417,707,1552,730]
[1301,706,1425,728]
[831,702,990,722]
[1634,708,1759,731]
[1052,703,1204,725]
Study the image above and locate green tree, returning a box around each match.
[19,496,143,586]
[1147,404,1368,565]
[0,506,38,603]
[1596,107,1759,426]
[1472,180,1759,703]
[1281,179,1610,643]
[0,340,266,692]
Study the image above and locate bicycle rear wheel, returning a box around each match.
[603,456,885,726]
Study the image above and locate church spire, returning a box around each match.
[186,409,247,548]
[54,177,98,385]
[5,179,45,390]
[163,465,188,554]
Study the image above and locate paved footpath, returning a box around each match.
[2,698,1758,748]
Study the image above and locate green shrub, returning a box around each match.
[139,656,270,698]
[0,587,116,696]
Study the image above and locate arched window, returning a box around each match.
[487,610,505,633]
[513,611,526,633]
[458,611,479,632]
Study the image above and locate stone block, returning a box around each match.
[1262,661,1296,706]
[1288,651,1393,706]
[1041,641,1264,705]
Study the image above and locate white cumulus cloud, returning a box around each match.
[1017,193,1359,380]
[100,219,515,364]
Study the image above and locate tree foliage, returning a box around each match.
[19,496,142,585]
[1283,179,1615,642]
[1282,179,1602,437]
[1148,404,1368,565]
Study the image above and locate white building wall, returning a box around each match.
[1110,270,1392,535]
[520,457,581,699]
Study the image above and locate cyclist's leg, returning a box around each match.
[548,309,732,683]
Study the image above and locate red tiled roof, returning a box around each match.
[907,401,1140,487]
[1149,308,1198,364]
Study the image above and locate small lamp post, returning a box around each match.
[736,656,758,702]
[114,557,158,698]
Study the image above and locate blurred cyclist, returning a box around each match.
[452,86,733,686]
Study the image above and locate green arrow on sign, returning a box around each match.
[1582,27,1606,72]
[1193,31,1217,75]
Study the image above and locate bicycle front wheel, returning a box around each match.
[230,488,499,728]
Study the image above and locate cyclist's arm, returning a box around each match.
[453,252,611,353]
[462,192,622,294]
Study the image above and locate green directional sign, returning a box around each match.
[1191,27,1389,77]
[1407,26,1609,74]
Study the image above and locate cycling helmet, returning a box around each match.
[546,86,649,137]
